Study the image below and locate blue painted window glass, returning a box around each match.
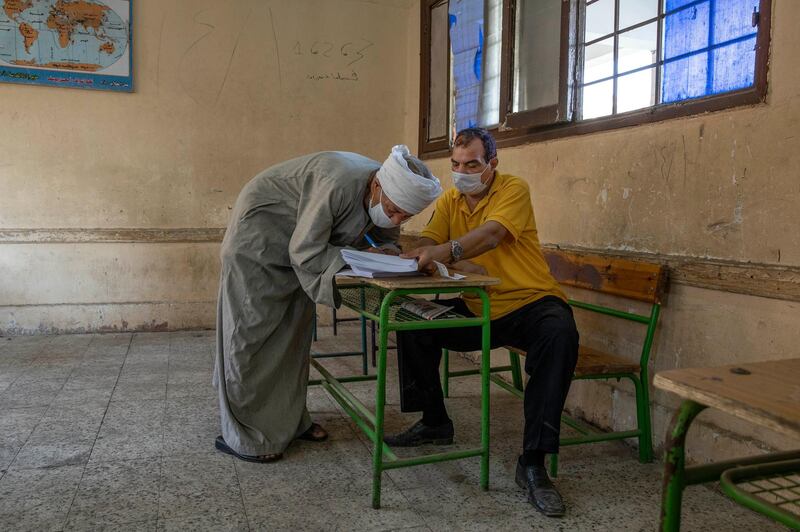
[662,0,759,104]
[666,0,702,10]
[449,0,485,133]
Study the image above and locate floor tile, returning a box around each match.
[111,380,167,402]
[83,333,132,354]
[12,440,95,470]
[157,512,249,531]
[166,368,212,384]
[167,356,214,373]
[236,440,400,510]
[166,382,216,400]
[55,385,116,405]
[15,363,76,383]
[159,451,244,520]
[246,498,335,531]
[162,398,219,456]
[68,361,125,380]
[0,464,83,531]
[68,520,158,531]
[118,361,169,379]
[91,400,165,463]
[0,406,48,470]
[326,492,426,531]
[0,378,66,409]
[11,402,105,469]
[64,458,160,529]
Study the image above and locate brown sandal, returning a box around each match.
[215,436,282,463]
[298,422,328,442]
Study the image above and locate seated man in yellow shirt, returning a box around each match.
[385,128,579,517]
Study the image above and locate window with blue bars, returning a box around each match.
[662,0,760,103]
[580,0,762,119]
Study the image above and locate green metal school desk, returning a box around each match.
[655,358,800,530]
[310,272,500,509]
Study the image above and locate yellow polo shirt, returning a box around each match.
[421,172,566,320]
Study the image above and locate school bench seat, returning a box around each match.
[577,345,642,376]
[442,248,668,475]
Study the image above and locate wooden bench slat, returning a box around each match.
[505,344,640,377]
[544,249,667,304]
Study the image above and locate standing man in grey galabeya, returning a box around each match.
[213,145,442,463]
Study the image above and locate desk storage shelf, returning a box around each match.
[338,284,469,324]
[720,458,800,529]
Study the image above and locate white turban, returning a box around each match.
[376,145,442,214]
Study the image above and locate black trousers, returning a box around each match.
[397,296,579,454]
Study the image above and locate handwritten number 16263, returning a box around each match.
[291,38,374,66]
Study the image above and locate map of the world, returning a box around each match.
[0,0,132,91]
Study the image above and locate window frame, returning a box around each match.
[500,0,575,129]
[418,0,452,156]
[418,0,772,159]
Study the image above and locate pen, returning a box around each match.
[364,233,379,249]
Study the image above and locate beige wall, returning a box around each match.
[1,0,417,334]
[416,1,800,459]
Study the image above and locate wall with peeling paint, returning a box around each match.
[410,1,800,461]
[0,0,418,334]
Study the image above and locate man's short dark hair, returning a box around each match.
[453,127,497,161]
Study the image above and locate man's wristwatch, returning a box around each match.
[449,240,463,262]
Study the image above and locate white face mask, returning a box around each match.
[368,190,398,228]
[452,164,490,195]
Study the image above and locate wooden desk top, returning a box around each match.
[336,272,501,290]
[654,358,800,439]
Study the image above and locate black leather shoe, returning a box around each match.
[384,419,454,447]
[515,457,565,517]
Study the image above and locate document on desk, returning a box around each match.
[338,249,423,278]
[433,261,466,280]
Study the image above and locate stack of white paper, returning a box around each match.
[339,249,421,278]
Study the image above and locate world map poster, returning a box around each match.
[0,0,132,92]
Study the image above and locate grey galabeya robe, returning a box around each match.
[213,151,397,456]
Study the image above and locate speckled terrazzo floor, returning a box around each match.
[0,327,783,531]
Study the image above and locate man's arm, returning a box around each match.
[402,221,508,270]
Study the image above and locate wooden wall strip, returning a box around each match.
[543,244,800,304]
[0,228,226,244]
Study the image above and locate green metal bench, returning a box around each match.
[442,247,668,474]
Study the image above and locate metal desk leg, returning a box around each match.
[371,305,391,509]
[370,320,377,368]
[360,286,368,375]
[479,291,491,490]
[660,400,707,531]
